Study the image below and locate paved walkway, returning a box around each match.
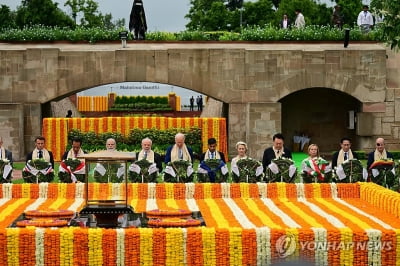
[13,170,22,180]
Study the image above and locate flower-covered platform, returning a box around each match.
[1,182,400,265]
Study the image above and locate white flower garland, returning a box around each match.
[111,183,122,201]
[116,228,125,266]
[295,183,305,199]
[148,183,156,199]
[75,183,85,199]
[257,183,267,198]
[35,228,45,266]
[223,198,255,229]
[312,228,328,266]
[256,227,271,266]
[329,183,338,198]
[332,198,392,229]
[68,198,85,212]
[298,198,345,228]
[146,199,158,211]
[185,198,199,212]
[260,198,301,228]
[25,198,47,211]
[39,183,48,198]
[221,183,230,198]
[185,183,195,199]
[3,183,12,199]
[182,228,187,265]
[366,229,382,265]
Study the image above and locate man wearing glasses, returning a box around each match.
[367,138,394,170]
[331,137,358,169]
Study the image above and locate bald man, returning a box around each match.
[164,133,194,163]
[367,137,394,169]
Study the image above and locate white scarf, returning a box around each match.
[32,148,51,162]
[137,150,155,162]
[171,144,191,162]
[0,147,6,160]
[231,155,248,166]
[66,148,85,160]
[273,148,285,159]
[204,150,221,160]
[337,149,354,166]
[374,149,388,161]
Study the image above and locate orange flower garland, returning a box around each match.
[1,183,400,265]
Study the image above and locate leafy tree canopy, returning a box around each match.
[0,5,16,29]
[16,0,74,28]
[333,0,363,28]
[370,0,400,50]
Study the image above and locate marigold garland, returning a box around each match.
[1,183,400,265]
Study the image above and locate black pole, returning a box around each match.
[344,28,350,48]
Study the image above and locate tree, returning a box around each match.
[65,0,120,29]
[242,0,275,28]
[186,0,224,30]
[185,0,275,31]
[16,0,74,28]
[273,0,331,27]
[370,0,400,50]
[0,5,16,29]
[334,0,363,28]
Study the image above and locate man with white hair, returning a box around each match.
[164,133,194,163]
[0,136,13,164]
[136,137,163,171]
[106,138,117,151]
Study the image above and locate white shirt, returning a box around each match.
[357,11,374,26]
[295,13,305,28]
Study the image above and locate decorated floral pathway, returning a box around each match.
[0,182,400,265]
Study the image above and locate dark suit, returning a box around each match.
[262,147,292,171]
[26,150,54,169]
[331,150,358,169]
[136,151,163,172]
[200,150,226,163]
[164,145,194,164]
[367,151,393,170]
[1,148,13,164]
[280,19,291,29]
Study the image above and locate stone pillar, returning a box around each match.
[24,103,42,160]
[168,93,177,111]
[108,93,116,108]
[228,102,282,160]
[0,104,25,161]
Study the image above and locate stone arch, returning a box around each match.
[280,87,362,154]
[0,43,392,160]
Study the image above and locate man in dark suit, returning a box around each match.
[367,137,394,170]
[165,133,194,163]
[26,136,54,168]
[262,133,292,171]
[280,13,291,29]
[331,137,358,169]
[0,136,13,164]
[200,138,226,163]
[136,137,163,172]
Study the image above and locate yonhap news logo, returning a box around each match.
[276,235,392,258]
